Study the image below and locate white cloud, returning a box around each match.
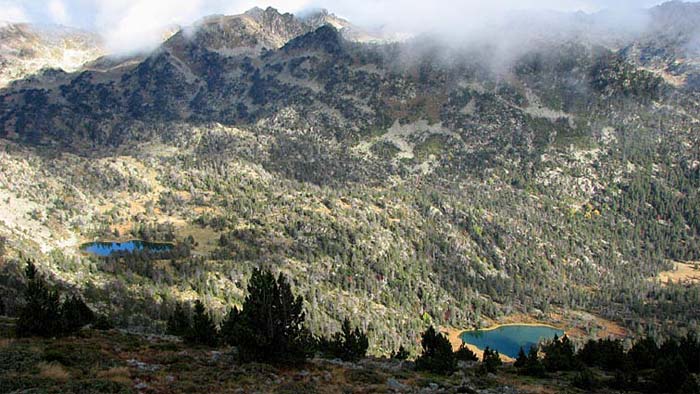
[49,0,70,25]
[0,0,674,54]
[0,1,28,23]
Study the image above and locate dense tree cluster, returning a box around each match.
[16,261,96,338]
[515,334,700,393]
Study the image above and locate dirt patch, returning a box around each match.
[658,262,700,285]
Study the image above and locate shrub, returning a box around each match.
[37,361,70,381]
[572,368,599,390]
[415,326,456,375]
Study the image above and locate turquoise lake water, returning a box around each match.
[460,325,564,359]
[81,240,173,257]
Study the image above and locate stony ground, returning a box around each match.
[0,319,599,394]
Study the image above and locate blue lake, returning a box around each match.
[81,240,174,257]
[460,325,565,359]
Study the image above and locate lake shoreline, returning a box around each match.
[442,322,566,363]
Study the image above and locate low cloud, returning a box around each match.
[0,1,28,23]
[49,0,70,25]
[1,0,693,54]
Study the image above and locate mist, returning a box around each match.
[2,0,694,54]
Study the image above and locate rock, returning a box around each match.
[210,351,223,362]
[387,377,408,391]
[127,358,161,372]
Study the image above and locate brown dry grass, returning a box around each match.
[96,367,131,385]
[37,362,70,380]
[658,262,700,285]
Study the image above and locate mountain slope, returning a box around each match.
[0,4,699,354]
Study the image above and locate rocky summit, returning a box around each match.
[0,2,699,394]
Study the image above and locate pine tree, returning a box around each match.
[166,302,190,337]
[232,268,313,363]
[522,346,546,377]
[392,345,410,360]
[328,318,369,362]
[514,347,527,368]
[482,347,502,373]
[60,294,95,333]
[185,300,218,347]
[542,334,575,372]
[454,344,478,362]
[415,326,456,374]
[628,336,658,370]
[16,261,61,337]
[220,306,240,346]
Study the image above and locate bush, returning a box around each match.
[415,326,456,375]
[573,368,599,390]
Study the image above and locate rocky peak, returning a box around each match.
[282,25,344,55]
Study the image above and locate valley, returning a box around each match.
[0,2,699,388]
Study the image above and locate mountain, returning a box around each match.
[0,23,103,88]
[0,4,699,357]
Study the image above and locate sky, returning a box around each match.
[0,0,693,53]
